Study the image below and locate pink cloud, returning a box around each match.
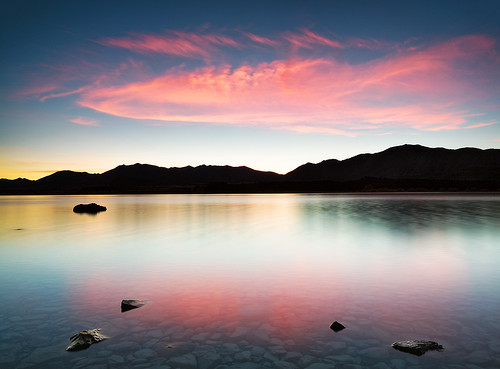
[70,117,99,126]
[283,29,344,49]
[345,37,399,50]
[99,31,239,59]
[98,28,405,59]
[465,122,497,129]
[76,34,498,135]
[241,32,279,46]
[40,87,88,102]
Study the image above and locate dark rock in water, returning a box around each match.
[392,340,444,356]
[73,203,107,213]
[330,321,346,332]
[66,328,106,351]
[121,299,146,312]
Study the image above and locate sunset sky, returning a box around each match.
[1,0,499,179]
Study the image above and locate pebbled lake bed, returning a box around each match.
[1,194,500,368]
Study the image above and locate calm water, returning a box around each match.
[1,194,500,369]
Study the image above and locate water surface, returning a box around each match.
[1,194,500,368]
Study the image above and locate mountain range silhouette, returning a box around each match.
[2,145,499,194]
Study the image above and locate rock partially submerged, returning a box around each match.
[73,203,107,214]
[329,321,346,332]
[121,299,146,312]
[392,340,444,356]
[66,328,106,351]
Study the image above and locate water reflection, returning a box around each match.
[1,194,500,368]
[297,194,500,234]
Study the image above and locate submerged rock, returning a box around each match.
[329,321,346,332]
[66,328,106,351]
[121,299,146,312]
[73,203,107,214]
[391,340,444,356]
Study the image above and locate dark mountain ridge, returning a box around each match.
[286,144,500,182]
[100,163,281,186]
[2,145,499,194]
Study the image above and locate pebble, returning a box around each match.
[250,345,266,356]
[197,351,222,369]
[107,341,141,351]
[304,363,333,369]
[234,350,252,361]
[110,354,125,363]
[284,351,302,362]
[134,348,157,359]
[390,358,407,369]
[297,354,316,367]
[168,353,197,369]
[147,329,164,338]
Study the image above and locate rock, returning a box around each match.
[66,328,106,351]
[330,321,346,332]
[73,203,107,214]
[121,299,146,312]
[391,340,444,356]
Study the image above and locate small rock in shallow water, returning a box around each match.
[121,299,146,312]
[66,328,106,351]
[330,321,346,332]
[391,340,444,356]
[73,203,107,214]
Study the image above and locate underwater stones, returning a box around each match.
[66,328,106,351]
[329,321,346,332]
[73,203,107,214]
[391,340,444,356]
[121,299,146,312]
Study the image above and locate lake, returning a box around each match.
[1,194,500,368]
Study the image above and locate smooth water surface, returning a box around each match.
[1,194,500,368]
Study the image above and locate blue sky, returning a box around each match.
[1,0,499,179]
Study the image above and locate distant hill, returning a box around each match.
[285,144,500,182]
[1,145,499,194]
[0,164,282,194]
[100,163,281,186]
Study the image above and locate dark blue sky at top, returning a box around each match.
[3,0,500,56]
[3,0,499,92]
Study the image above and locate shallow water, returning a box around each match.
[1,194,500,368]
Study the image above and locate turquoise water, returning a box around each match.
[1,194,499,368]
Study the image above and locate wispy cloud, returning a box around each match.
[465,122,497,129]
[98,31,239,59]
[283,29,344,49]
[18,83,60,98]
[40,87,88,102]
[70,117,99,126]
[241,32,279,46]
[345,36,399,50]
[98,28,399,59]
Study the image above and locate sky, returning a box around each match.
[1,0,500,179]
